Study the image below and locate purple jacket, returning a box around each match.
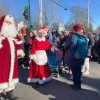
[64,32,87,67]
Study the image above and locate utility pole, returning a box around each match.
[29,0,31,30]
[39,0,43,27]
[88,0,90,29]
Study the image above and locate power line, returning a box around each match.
[71,0,100,17]
[58,0,100,25]
[91,0,100,13]
[51,0,100,26]
[57,0,85,16]
[51,0,67,10]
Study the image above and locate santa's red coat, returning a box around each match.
[0,35,23,90]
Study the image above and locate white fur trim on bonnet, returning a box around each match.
[37,27,47,36]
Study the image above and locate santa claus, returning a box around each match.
[28,27,54,88]
[0,15,24,100]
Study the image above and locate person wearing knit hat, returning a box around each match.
[0,15,24,100]
[64,23,87,91]
[73,24,83,32]
[28,27,54,88]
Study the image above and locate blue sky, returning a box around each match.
[3,0,100,30]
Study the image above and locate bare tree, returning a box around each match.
[70,5,93,27]
[42,0,62,26]
[94,26,100,33]
[0,0,13,17]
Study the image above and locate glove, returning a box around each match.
[30,54,37,62]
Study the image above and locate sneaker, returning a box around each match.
[70,84,79,91]
[83,71,89,75]
[81,68,85,72]
[70,74,73,80]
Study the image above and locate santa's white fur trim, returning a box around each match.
[10,38,23,45]
[7,38,18,87]
[0,78,19,90]
[38,29,47,36]
[4,15,14,23]
[27,78,39,83]
[36,37,45,41]
[39,75,52,84]
[0,44,3,49]
[16,40,23,45]
[0,89,3,93]
[17,49,24,56]
[0,36,5,49]
[5,85,15,92]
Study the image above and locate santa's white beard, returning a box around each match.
[1,22,17,38]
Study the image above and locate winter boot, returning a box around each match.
[33,82,38,88]
[0,93,1,100]
[70,82,79,91]
[5,90,16,100]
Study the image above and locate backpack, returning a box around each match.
[71,34,88,60]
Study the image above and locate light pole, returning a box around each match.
[39,0,43,27]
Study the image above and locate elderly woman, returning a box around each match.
[27,27,52,88]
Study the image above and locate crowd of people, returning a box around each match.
[0,14,98,100]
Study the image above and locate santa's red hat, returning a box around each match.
[73,24,82,32]
[0,15,14,31]
[37,27,47,36]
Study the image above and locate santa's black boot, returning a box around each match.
[0,93,2,100]
[5,90,16,100]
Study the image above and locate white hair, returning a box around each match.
[37,29,47,36]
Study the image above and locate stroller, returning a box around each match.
[47,55,60,78]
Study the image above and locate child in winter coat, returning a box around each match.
[51,46,63,73]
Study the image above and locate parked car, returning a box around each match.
[91,33,100,58]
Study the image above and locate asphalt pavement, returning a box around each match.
[2,58,100,100]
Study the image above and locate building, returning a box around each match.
[17,21,27,31]
[52,23,65,33]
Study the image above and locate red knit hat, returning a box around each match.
[37,27,47,36]
[73,24,82,31]
[0,15,14,31]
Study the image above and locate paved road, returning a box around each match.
[2,59,100,100]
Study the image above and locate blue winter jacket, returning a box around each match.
[64,32,87,67]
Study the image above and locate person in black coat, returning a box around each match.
[59,30,69,67]
[64,24,87,91]
[82,27,94,75]
[96,34,100,64]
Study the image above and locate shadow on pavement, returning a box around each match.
[18,67,100,100]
